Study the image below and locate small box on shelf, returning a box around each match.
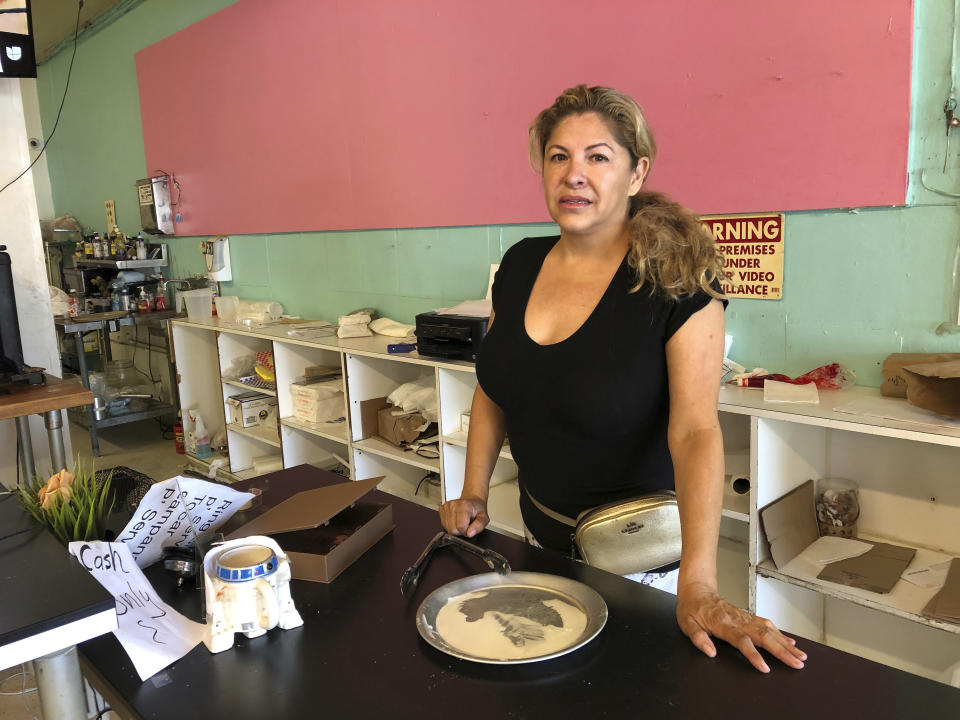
[226,391,278,428]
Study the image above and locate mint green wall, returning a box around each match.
[37,0,960,387]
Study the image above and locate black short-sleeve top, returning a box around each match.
[476,236,726,551]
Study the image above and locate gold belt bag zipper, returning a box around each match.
[527,489,682,576]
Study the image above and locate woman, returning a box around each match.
[439,85,805,673]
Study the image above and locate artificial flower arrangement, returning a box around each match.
[17,462,114,545]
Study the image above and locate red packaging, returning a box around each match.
[173,422,185,454]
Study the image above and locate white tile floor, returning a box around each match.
[1,419,184,720]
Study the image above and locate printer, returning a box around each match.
[415,312,488,362]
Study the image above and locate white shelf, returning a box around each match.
[183,453,238,482]
[443,431,468,447]
[353,436,441,472]
[280,416,349,444]
[222,377,277,396]
[172,317,960,682]
[719,385,960,448]
[442,431,513,460]
[757,536,960,635]
[721,507,750,523]
[487,480,523,539]
[376,475,441,511]
[226,422,282,448]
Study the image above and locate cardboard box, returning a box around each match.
[221,474,394,583]
[378,407,427,446]
[903,360,960,419]
[881,353,960,397]
[226,391,277,427]
[357,396,427,446]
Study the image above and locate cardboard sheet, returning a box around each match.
[816,542,916,594]
[922,557,960,622]
[759,480,819,570]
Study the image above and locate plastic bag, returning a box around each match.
[387,375,438,422]
[730,363,856,390]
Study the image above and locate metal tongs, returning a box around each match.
[400,532,511,597]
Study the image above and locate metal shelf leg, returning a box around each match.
[74,330,100,457]
[14,415,35,480]
[44,409,67,473]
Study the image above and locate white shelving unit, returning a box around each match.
[171,318,960,684]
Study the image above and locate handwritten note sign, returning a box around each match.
[68,541,207,681]
[117,476,254,568]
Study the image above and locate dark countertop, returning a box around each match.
[79,466,959,719]
[0,495,115,647]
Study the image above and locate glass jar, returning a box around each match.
[815,477,860,538]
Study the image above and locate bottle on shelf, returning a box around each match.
[173,412,185,454]
[154,272,167,311]
[189,410,212,459]
[68,290,81,317]
[137,287,151,313]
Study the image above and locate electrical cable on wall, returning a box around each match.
[0,0,84,196]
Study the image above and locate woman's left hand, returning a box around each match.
[676,582,807,673]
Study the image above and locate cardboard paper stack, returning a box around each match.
[923,558,960,625]
[760,480,916,594]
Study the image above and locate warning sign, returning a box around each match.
[702,213,784,300]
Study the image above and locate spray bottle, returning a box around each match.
[188,409,212,459]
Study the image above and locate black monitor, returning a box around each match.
[0,244,43,386]
[0,0,36,79]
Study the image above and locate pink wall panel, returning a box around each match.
[135,1,912,235]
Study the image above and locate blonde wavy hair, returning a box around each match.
[529,85,726,301]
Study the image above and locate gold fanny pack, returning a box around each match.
[525,488,682,576]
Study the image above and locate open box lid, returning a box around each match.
[225,476,384,539]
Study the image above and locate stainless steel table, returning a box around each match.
[55,311,180,456]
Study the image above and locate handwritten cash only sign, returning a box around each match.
[702,213,785,300]
[117,476,255,568]
[68,540,207,681]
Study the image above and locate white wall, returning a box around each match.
[0,78,71,488]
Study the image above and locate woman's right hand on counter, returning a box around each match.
[439,496,489,538]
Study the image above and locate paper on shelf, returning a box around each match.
[816,542,916,594]
[68,540,206,681]
[833,396,960,430]
[436,299,492,318]
[902,560,952,590]
[116,476,255,568]
[486,263,500,300]
[797,536,874,565]
[763,380,819,404]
